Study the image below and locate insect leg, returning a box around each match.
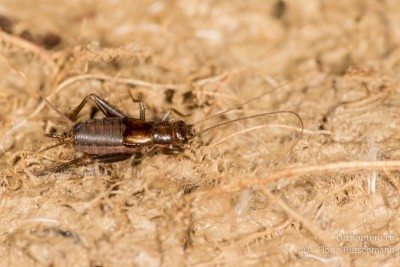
[161,108,190,121]
[34,157,84,176]
[91,154,132,163]
[136,101,145,120]
[129,98,145,120]
[68,94,127,121]
[128,89,146,120]
[160,145,185,155]
[160,145,200,162]
[35,153,133,176]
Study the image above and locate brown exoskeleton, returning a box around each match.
[37,93,303,175]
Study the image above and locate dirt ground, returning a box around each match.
[1,0,400,266]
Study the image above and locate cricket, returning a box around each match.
[37,92,303,175]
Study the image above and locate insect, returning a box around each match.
[36,92,303,175]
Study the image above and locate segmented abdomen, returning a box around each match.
[73,118,129,155]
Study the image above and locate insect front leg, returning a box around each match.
[159,145,200,162]
[182,145,202,163]
[161,108,190,121]
[160,145,185,155]
[68,93,128,121]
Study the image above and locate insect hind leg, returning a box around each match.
[68,94,128,121]
[34,157,84,176]
[91,154,132,163]
[34,153,132,176]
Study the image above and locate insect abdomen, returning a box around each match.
[73,118,131,155]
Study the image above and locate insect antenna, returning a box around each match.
[193,110,303,137]
[192,77,297,127]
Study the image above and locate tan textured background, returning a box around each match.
[1,0,400,266]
